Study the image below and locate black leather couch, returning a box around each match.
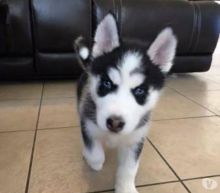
[0,0,220,79]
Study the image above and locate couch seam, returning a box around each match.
[111,0,121,38]
[29,0,38,74]
[193,2,202,52]
[188,2,197,53]
[189,2,202,53]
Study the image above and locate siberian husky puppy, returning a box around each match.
[74,13,177,193]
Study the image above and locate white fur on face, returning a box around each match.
[90,51,160,135]
[120,51,145,88]
[108,68,121,85]
[92,14,119,58]
[147,27,177,73]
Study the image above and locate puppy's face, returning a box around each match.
[75,14,177,135]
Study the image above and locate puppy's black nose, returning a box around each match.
[106,116,125,133]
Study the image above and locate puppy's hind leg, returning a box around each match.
[115,139,145,193]
[81,120,105,171]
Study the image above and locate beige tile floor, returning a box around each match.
[0,55,220,193]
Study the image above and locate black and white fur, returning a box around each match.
[74,13,177,193]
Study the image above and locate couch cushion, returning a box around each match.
[32,0,91,76]
[32,0,91,53]
[0,0,33,56]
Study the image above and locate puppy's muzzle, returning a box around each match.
[106,116,125,133]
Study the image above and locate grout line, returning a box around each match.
[87,189,114,193]
[86,180,180,193]
[42,96,77,100]
[147,138,192,193]
[0,129,36,134]
[152,115,217,122]
[0,95,76,102]
[168,86,218,115]
[24,81,45,193]
[182,174,220,181]
[0,125,81,134]
[1,115,218,134]
[136,180,180,188]
[0,98,42,101]
[38,125,80,131]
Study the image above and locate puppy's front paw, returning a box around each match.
[86,159,104,171]
[83,149,104,171]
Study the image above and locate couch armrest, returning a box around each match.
[190,1,220,54]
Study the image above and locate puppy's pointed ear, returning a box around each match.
[147,28,177,73]
[92,13,120,58]
[74,36,90,71]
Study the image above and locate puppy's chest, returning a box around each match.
[101,134,132,148]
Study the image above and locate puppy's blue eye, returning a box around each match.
[134,87,145,96]
[98,76,117,97]
[102,80,112,89]
[99,75,117,95]
[132,85,148,105]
